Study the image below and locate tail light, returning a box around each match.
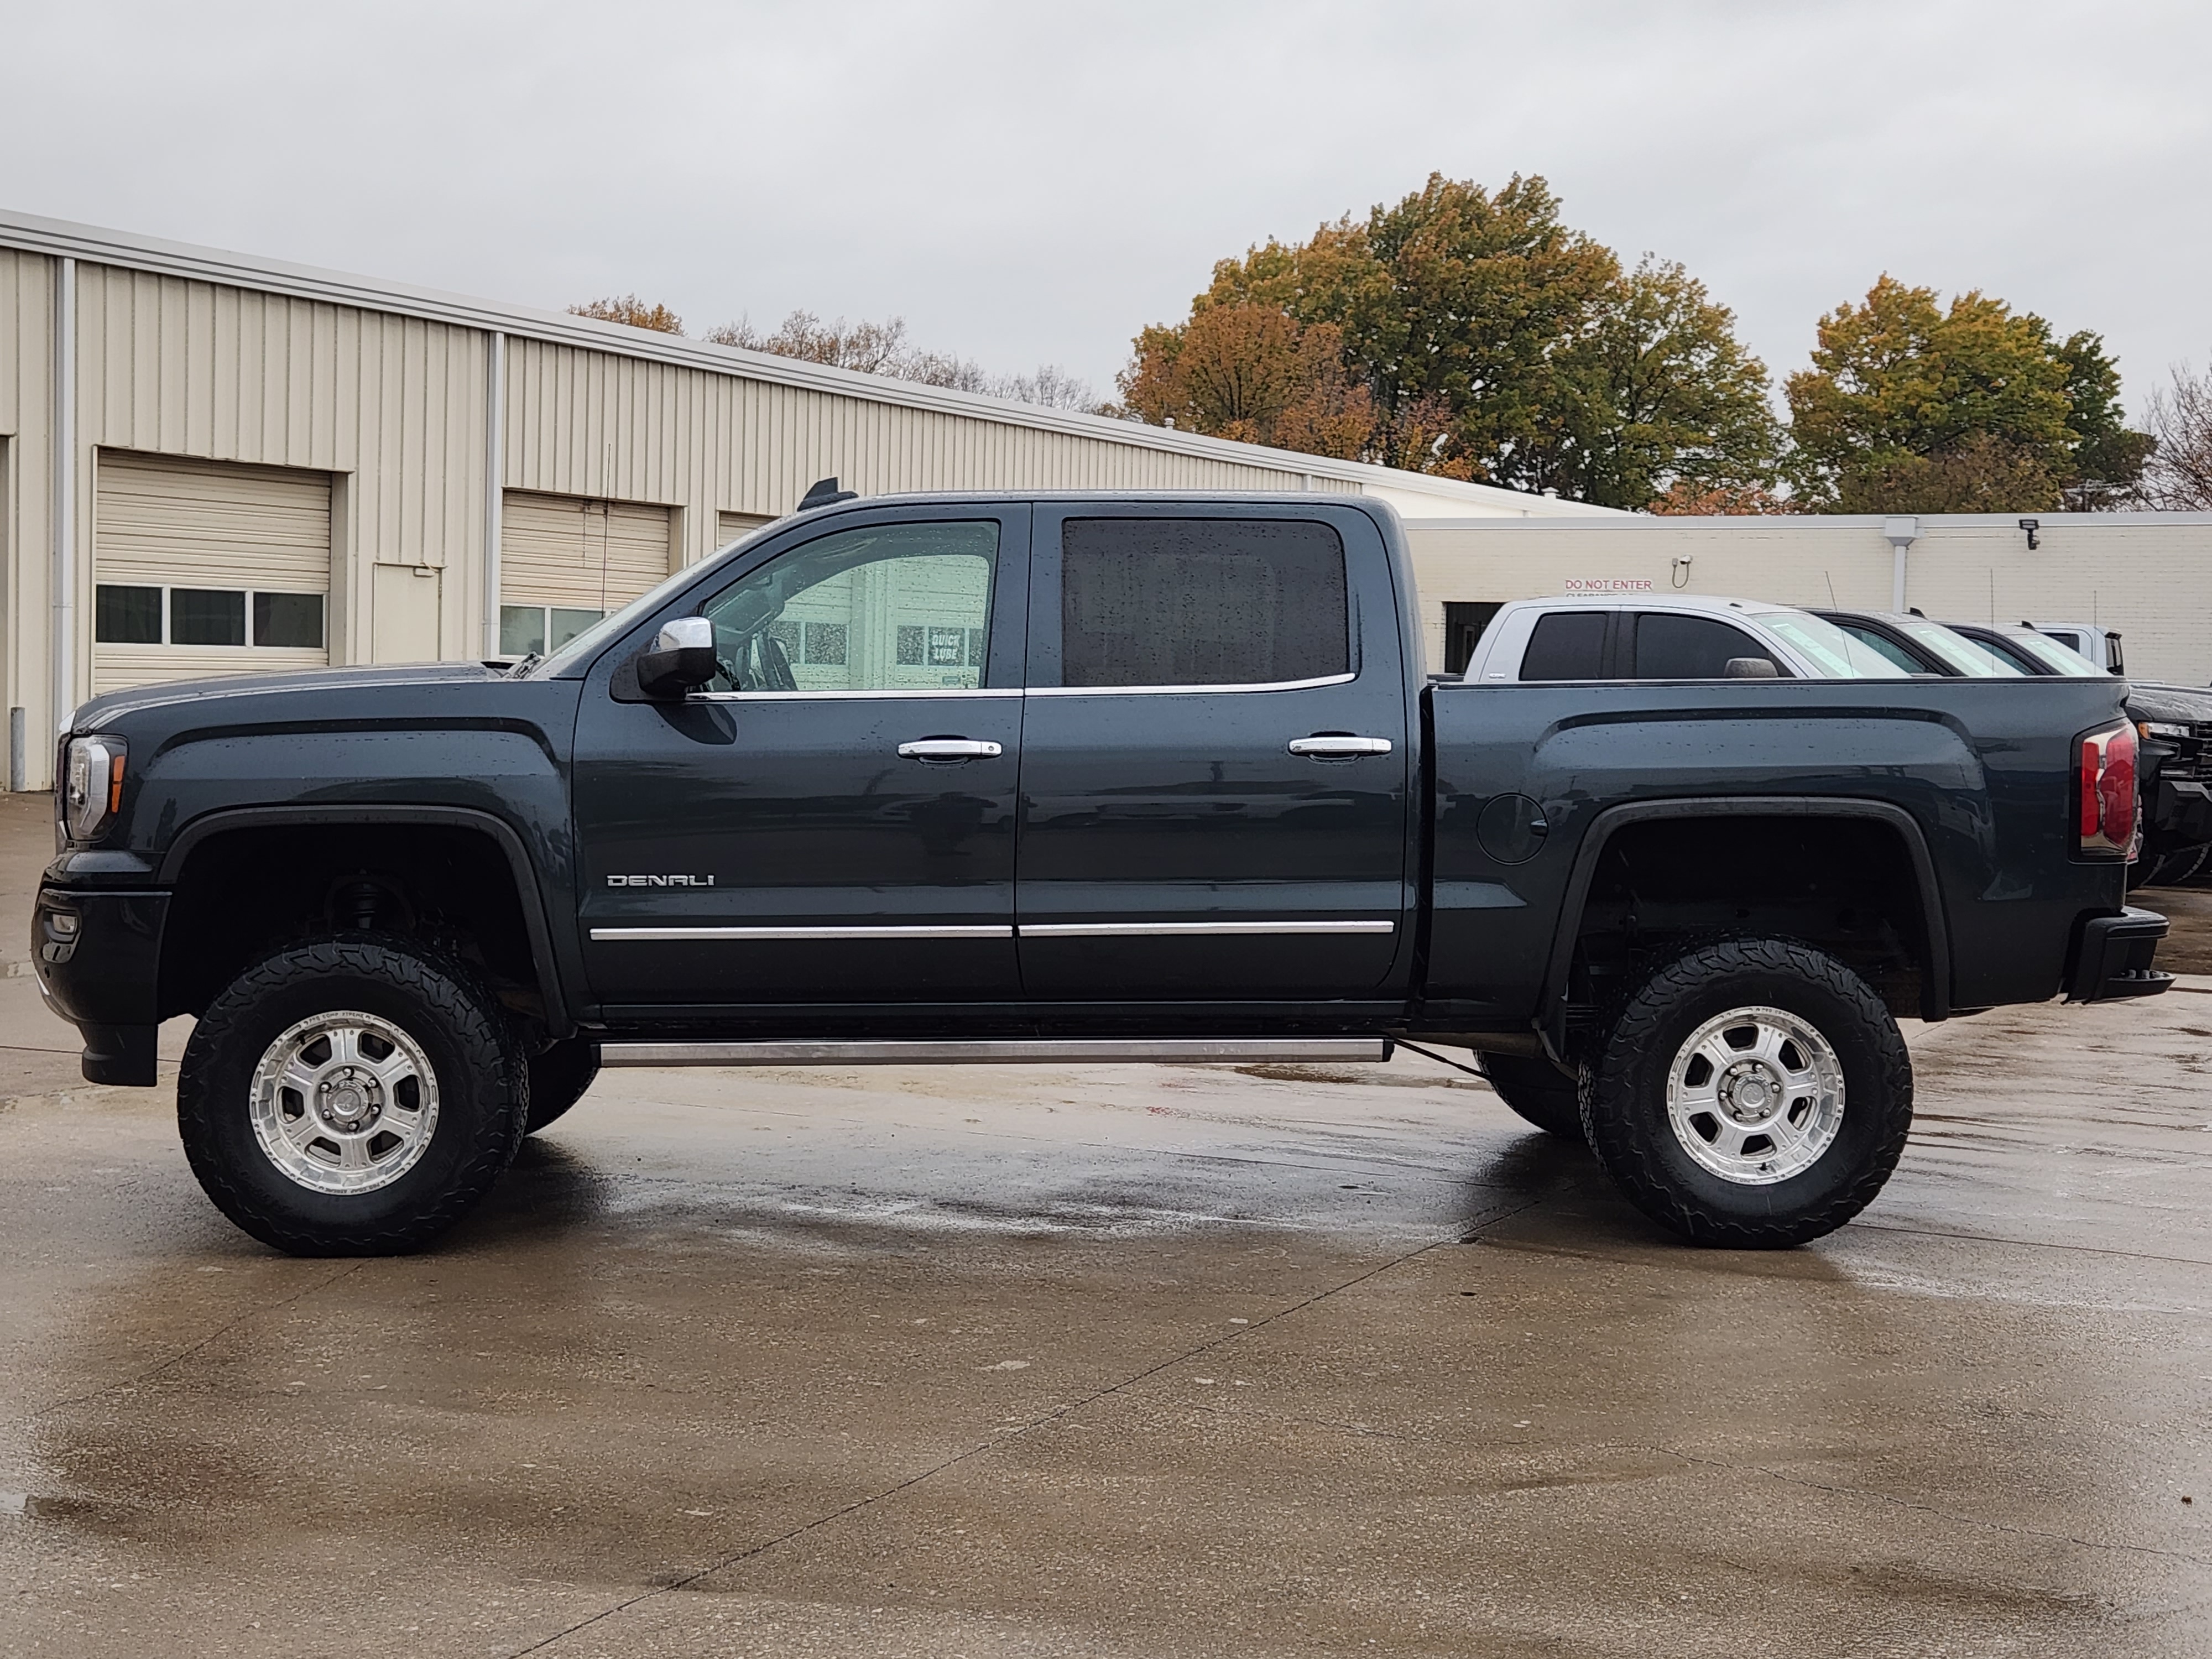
[2077,722,2138,859]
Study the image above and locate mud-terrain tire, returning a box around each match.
[178,935,529,1256]
[524,1037,601,1134]
[1580,938,1912,1249]
[1477,1051,1585,1142]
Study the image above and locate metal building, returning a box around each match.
[0,209,1611,788]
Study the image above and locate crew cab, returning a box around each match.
[34,493,2171,1257]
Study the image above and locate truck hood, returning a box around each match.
[74,660,505,732]
[2127,682,2212,726]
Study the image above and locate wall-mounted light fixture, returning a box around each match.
[1670,555,1693,589]
[2018,518,2041,551]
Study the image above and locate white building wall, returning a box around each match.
[1405,515,2212,684]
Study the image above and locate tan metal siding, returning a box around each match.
[501,491,672,612]
[69,264,489,670]
[0,250,54,729]
[91,450,332,691]
[503,339,1358,571]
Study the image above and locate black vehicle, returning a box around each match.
[1945,623,2212,889]
[34,493,2169,1258]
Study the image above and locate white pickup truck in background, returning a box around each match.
[1461,594,1913,682]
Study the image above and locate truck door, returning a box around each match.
[1014,505,1412,1001]
[570,506,1027,1010]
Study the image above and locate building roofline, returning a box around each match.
[0,205,1605,517]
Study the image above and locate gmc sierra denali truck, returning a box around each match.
[33,492,2170,1257]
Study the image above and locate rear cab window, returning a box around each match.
[1519,612,1608,681]
[1057,518,1349,687]
[1629,613,1781,679]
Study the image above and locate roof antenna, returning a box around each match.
[1823,571,1837,607]
[797,476,859,511]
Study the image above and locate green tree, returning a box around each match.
[1120,174,1778,505]
[1785,276,2147,512]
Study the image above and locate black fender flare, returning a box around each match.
[1537,796,1952,1051]
[157,804,573,1036]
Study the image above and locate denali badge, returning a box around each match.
[607,874,717,887]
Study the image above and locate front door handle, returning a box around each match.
[1287,735,1394,759]
[897,738,1004,763]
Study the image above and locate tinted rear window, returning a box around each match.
[1519,612,1608,681]
[1060,518,1348,687]
[1631,613,1772,679]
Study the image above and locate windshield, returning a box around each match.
[1998,628,2109,677]
[1890,618,2026,677]
[1750,611,1911,678]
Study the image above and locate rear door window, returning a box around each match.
[1630,613,1774,679]
[1518,612,1608,681]
[1058,519,1348,687]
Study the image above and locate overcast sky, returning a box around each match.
[3,1,2206,416]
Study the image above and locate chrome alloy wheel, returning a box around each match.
[1664,1005,1844,1186]
[249,1011,441,1194]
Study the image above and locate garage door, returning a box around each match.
[500,492,674,656]
[718,510,774,549]
[93,452,332,693]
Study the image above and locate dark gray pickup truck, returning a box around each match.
[33,493,2169,1256]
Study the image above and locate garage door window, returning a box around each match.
[95,585,325,650]
[500,605,604,658]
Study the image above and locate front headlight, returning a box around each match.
[2138,721,2192,742]
[62,734,127,842]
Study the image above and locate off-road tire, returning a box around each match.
[178,935,529,1256]
[1580,937,1912,1249]
[1477,1051,1585,1141]
[524,1037,601,1134]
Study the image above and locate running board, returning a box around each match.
[597,1037,1391,1068]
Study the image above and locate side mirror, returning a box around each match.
[634,616,719,699]
[1723,656,1779,679]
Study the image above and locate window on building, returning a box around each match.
[96,585,324,650]
[499,605,604,658]
[701,520,1000,692]
[1519,612,1608,681]
[1059,518,1348,688]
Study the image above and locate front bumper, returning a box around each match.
[2152,778,2212,845]
[32,885,170,1085]
[2065,906,2173,1003]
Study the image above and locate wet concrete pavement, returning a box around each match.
[2,787,2208,1656]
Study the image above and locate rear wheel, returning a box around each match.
[178,935,528,1255]
[1476,1051,1585,1141]
[1581,937,1912,1248]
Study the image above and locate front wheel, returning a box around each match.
[1581,938,1912,1248]
[178,936,529,1255]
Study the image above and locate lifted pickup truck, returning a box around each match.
[34,493,2169,1256]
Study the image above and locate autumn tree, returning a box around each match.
[1785,276,2147,512]
[2137,358,2212,509]
[1117,304,1374,457]
[568,295,682,333]
[1119,174,1778,506]
[706,310,1100,410]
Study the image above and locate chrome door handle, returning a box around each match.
[1287,735,1393,759]
[897,738,1004,762]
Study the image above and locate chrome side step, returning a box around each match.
[598,1037,1391,1068]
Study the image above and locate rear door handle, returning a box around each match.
[897,738,1004,762]
[1287,735,1394,759]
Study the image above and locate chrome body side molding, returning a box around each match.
[598,1036,1391,1067]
